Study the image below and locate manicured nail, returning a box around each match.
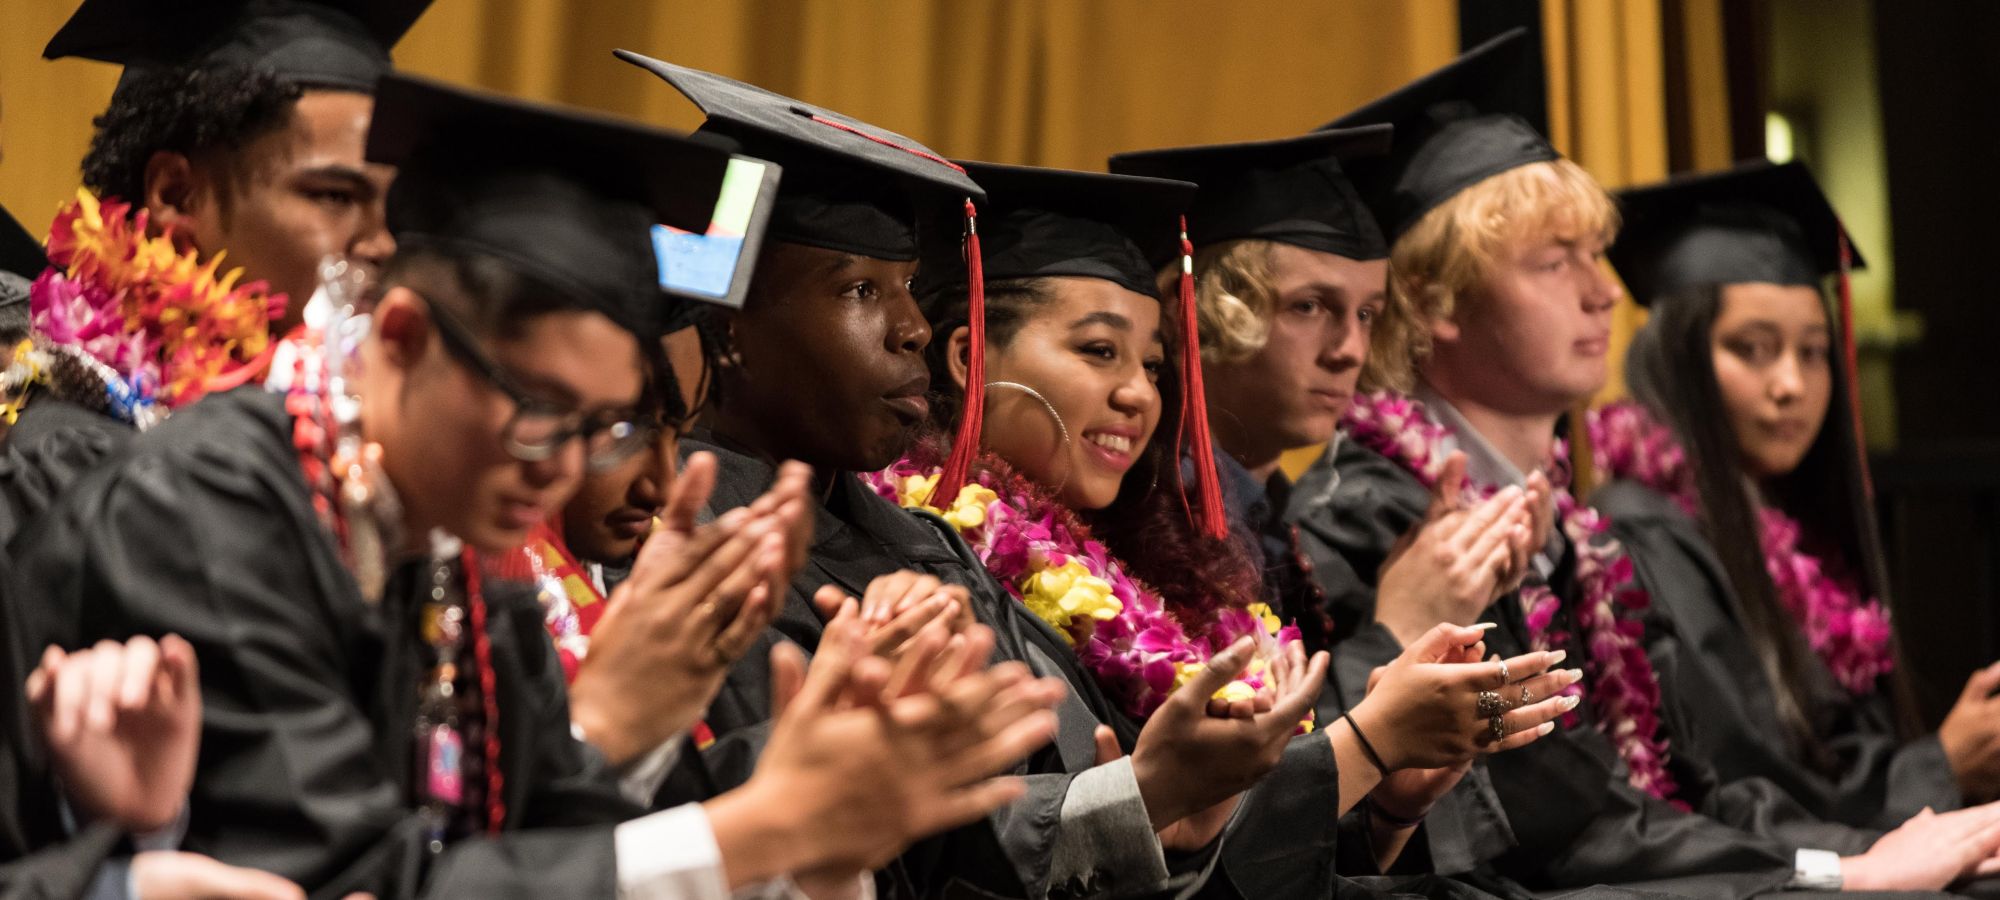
[1561,694,1581,710]
[1471,622,1499,631]
[1537,722,1555,735]
[1547,649,1567,666]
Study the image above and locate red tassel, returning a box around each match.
[1174,217,1229,540]
[1836,230,1872,501]
[935,199,985,506]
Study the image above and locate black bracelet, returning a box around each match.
[1342,711,1393,779]
[1367,797,1427,830]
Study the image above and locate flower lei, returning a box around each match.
[1588,401,1893,695]
[862,453,1306,726]
[1341,390,1678,802]
[22,189,284,424]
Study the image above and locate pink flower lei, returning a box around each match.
[1342,390,1680,803]
[862,452,1307,727]
[1588,401,1893,695]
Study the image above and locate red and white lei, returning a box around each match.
[1589,401,1893,695]
[1342,390,1679,802]
[862,453,1306,727]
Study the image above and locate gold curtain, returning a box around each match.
[2,0,1732,485]
[2,0,1463,228]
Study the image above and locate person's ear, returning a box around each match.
[142,151,209,252]
[1427,285,1462,347]
[945,325,973,391]
[372,288,433,372]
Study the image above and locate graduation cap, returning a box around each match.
[46,0,429,92]
[1107,126,1393,261]
[918,162,1194,299]
[614,49,982,262]
[366,72,739,342]
[1322,27,1559,241]
[1608,160,1860,307]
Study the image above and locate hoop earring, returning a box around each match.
[985,380,1072,495]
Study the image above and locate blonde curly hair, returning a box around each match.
[1369,159,1619,392]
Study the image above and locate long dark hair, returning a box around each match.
[920,277,1264,631]
[1625,281,1903,762]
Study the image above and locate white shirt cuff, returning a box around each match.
[1790,848,1843,891]
[616,804,873,900]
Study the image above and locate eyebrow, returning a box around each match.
[293,164,378,198]
[816,253,863,278]
[1071,311,1133,331]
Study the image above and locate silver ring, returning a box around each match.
[1476,690,1505,718]
[1495,658,1511,685]
[1520,687,1534,705]
[1490,714,1508,742]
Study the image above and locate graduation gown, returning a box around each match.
[1285,437,1820,899]
[682,435,1276,900]
[0,397,131,550]
[12,388,640,900]
[1592,479,1959,829]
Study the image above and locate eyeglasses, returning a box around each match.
[422,297,652,472]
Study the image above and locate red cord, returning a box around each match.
[1175,217,1228,539]
[461,548,506,835]
[804,115,968,174]
[936,199,985,504]
[1836,231,1873,501]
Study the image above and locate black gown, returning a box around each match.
[679,435,1395,899]
[0,544,125,900]
[1592,479,1959,829]
[12,388,640,900]
[0,396,132,551]
[1286,436,1854,899]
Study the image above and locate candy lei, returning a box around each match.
[19,189,284,425]
[282,275,506,838]
[1588,401,1893,695]
[862,454,1306,726]
[1341,391,1678,802]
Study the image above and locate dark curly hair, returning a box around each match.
[918,276,1266,634]
[80,63,303,216]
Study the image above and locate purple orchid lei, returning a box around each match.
[1342,390,1680,803]
[862,453,1306,727]
[1589,401,1893,695]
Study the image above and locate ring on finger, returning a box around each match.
[1476,690,1506,718]
[1489,714,1508,742]
[1520,686,1534,705]
[1495,657,1511,685]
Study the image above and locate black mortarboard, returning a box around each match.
[0,205,46,314]
[614,49,983,262]
[917,162,1195,300]
[46,0,429,92]
[1323,28,1559,241]
[1107,126,1392,261]
[366,73,738,341]
[1609,160,1859,307]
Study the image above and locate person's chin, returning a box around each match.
[464,519,533,554]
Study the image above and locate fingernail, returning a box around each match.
[1547,649,1567,666]
[1565,668,1584,685]
[717,509,747,528]
[1561,694,1581,710]
[1537,722,1555,735]
[1471,622,1499,632]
